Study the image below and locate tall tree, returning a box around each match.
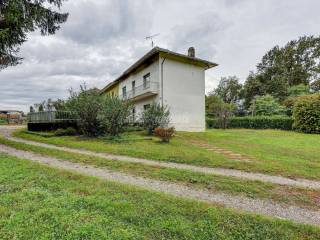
[214,76,243,103]
[0,0,68,69]
[243,35,320,105]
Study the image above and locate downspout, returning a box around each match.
[160,54,168,107]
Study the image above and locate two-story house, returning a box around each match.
[100,47,217,132]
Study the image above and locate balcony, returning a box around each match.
[121,81,159,101]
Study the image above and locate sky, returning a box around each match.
[1,0,320,112]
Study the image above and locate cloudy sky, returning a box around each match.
[1,0,319,112]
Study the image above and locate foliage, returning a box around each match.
[66,85,103,136]
[205,94,224,118]
[207,116,293,130]
[216,102,235,129]
[141,103,170,135]
[243,35,320,105]
[213,76,243,103]
[0,0,68,69]
[287,84,310,96]
[250,95,285,116]
[154,127,175,143]
[293,94,320,133]
[98,96,132,136]
[311,79,320,92]
[54,127,77,136]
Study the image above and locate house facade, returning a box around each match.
[100,47,217,132]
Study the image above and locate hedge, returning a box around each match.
[27,121,78,132]
[293,94,320,134]
[207,116,293,130]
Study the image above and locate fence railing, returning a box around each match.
[28,111,78,123]
[120,81,159,100]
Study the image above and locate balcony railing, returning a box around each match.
[28,111,78,123]
[121,81,159,100]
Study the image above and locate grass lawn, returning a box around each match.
[1,137,319,210]
[14,129,320,180]
[0,153,319,239]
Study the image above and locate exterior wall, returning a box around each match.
[103,83,119,97]
[161,57,205,132]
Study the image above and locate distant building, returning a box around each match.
[0,110,24,124]
[101,47,217,132]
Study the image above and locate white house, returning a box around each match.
[100,47,217,132]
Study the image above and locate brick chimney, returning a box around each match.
[188,47,195,58]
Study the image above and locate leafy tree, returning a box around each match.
[217,102,235,129]
[214,76,242,103]
[141,103,170,135]
[0,0,68,69]
[287,84,310,96]
[205,94,224,118]
[66,85,103,137]
[243,35,320,104]
[250,95,285,116]
[98,96,132,136]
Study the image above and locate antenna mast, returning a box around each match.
[146,33,160,48]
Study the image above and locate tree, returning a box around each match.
[141,103,170,135]
[311,80,320,92]
[205,94,225,118]
[217,102,235,129]
[214,76,242,103]
[0,0,68,69]
[287,84,310,96]
[98,96,132,136]
[250,95,285,116]
[243,35,320,105]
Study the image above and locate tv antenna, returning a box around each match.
[146,33,160,48]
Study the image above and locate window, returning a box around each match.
[132,81,136,95]
[144,104,150,110]
[132,107,136,122]
[143,73,150,89]
[122,86,126,97]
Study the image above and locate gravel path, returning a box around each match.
[0,143,319,226]
[1,126,320,190]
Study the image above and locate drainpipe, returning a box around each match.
[160,54,168,107]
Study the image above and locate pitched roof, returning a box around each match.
[100,47,218,93]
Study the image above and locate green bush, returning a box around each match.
[293,94,320,133]
[207,116,293,130]
[250,95,285,116]
[141,103,170,135]
[54,127,78,136]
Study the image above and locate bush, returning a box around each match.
[54,127,77,136]
[250,95,285,116]
[154,127,175,143]
[98,96,132,136]
[141,103,170,135]
[207,116,293,130]
[293,94,320,133]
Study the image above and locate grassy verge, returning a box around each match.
[0,153,319,239]
[1,137,319,210]
[14,129,320,180]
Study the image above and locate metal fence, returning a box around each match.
[28,111,78,123]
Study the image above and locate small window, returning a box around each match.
[143,73,150,89]
[122,86,126,97]
[144,104,150,110]
[132,107,136,122]
[132,81,136,94]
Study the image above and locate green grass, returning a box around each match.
[1,137,319,210]
[15,129,320,180]
[0,153,319,239]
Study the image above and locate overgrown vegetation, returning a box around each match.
[154,127,175,143]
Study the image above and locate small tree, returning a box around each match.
[98,96,132,136]
[66,85,102,137]
[217,102,235,129]
[141,103,170,135]
[250,95,285,116]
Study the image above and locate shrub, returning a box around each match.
[154,127,175,143]
[207,116,293,130]
[250,95,285,116]
[66,85,103,136]
[98,96,132,136]
[141,103,170,135]
[293,94,320,133]
[54,127,77,136]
